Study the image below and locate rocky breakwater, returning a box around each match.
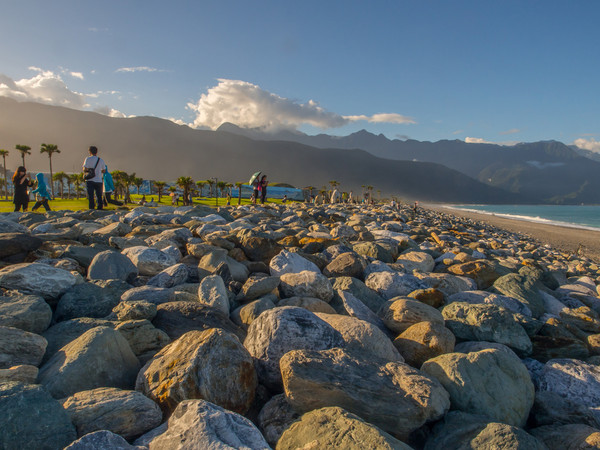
[1,203,600,448]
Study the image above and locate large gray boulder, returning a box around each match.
[280,347,450,439]
[197,274,230,315]
[65,430,144,449]
[38,326,140,398]
[61,387,162,439]
[0,381,77,450]
[240,275,281,301]
[269,249,321,276]
[243,306,344,390]
[279,270,334,302]
[396,251,435,273]
[121,246,177,276]
[41,317,115,363]
[140,399,270,449]
[0,292,52,333]
[277,406,412,450]
[114,319,171,362]
[379,297,445,334]
[536,358,600,421]
[146,263,189,288]
[0,262,78,303]
[492,272,545,318]
[120,285,173,304]
[87,250,138,282]
[315,312,403,362]
[136,329,256,416]
[331,276,386,313]
[441,302,532,356]
[0,232,42,262]
[151,301,244,340]
[424,411,546,450]
[421,349,534,427]
[54,280,131,322]
[0,326,47,369]
[257,394,300,446]
[365,271,428,300]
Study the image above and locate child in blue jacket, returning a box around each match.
[31,173,52,212]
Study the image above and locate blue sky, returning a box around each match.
[1,1,599,151]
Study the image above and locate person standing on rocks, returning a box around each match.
[82,146,106,210]
[12,166,33,212]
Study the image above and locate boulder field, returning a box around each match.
[1,202,600,449]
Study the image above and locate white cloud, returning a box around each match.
[187,79,415,131]
[70,72,84,80]
[116,66,164,73]
[573,137,600,153]
[465,137,492,144]
[465,137,519,146]
[0,68,126,120]
[0,68,88,109]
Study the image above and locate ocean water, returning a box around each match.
[447,204,600,231]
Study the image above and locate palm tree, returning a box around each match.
[133,177,144,195]
[207,179,216,198]
[154,181,166,203]
[40,143,60,198]
[67,174,78,199]
[53,171,67,198]
[216,181,227,199]
[15,144,31,167]
[111,170,128,200]
[72,173,84,199]
[177,176,194,205]
[235,182,243,205]
[196,180,206,197]
[0,149,8,199]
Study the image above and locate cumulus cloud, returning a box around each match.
[0,68,88,109]
[0,68,126,119]
[573,137,600,153]
[187,79,415,131]
[465,137,519,146]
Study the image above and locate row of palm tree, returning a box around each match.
[0,143,61,199]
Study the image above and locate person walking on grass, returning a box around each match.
[31,173,51,212]
[259,174,268,204]
[82,146,106,210]
[12,166,33,212]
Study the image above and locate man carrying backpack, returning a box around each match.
[82,146,106,210]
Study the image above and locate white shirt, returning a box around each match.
[83,155,106,183]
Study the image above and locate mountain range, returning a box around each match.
[0,96,598,204]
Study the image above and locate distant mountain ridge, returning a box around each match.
[0,97,518,204]
[218,123,600,204]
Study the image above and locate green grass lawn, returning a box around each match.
[0,194,279,213]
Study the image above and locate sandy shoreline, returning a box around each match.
[424,203,600,263]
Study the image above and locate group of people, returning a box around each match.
[12,145,122,212]
[251,174,268,204]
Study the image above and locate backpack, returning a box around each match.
[84,157,100,180]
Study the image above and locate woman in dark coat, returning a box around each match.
[12,166,33,212]
[259,175,268,204]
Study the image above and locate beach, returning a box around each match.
[426,203,600,263]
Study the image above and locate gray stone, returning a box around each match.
[0,381,77,450]
[442,302,532,356]
[65,430,145,449]
[0,232,42,261]
[113,300,157,321]
[198,248,250,283]
[365,271,428,300]
[394,321,456,368]
[278,296,337,314]
[424,411,546,450]
[353,241,394,263]
[54,280,131,322]
[197,274,230,315]
[146,263,189,288]
[0,262,78,302]
[121,285,174,304]
[0,326,47,369]
[0,365,38,384]
[257,394,300,446]
[115,319,171,361]
[277,406,412,450]
[331,276,386,314]
[240,275,281,301]
[243,306,344,390]
[231,298,277,330]
[414,272,475,297]
[87,250,138,282]
[0,292,52,333]
[323,252,367,279]
[279,270,334,302]
[529,423,600,450]
[396,251,435,273]
[493,272,546,318]
[379,297,445,334]
[421,349,534,427]
[61,387,162,439]
[152,301,245,341]
[38,326,140,398]
[447,290,533,317]
[529,390,600,428]
[280,347,450,439]
[269,249,321,276]
[143,399,270,449]
[121,246,177,276]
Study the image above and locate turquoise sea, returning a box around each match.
[448,205,600,231]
